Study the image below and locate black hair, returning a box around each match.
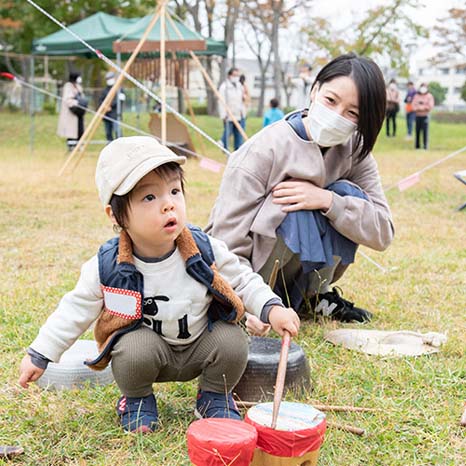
[110,162,185,229]
[239,74,246,84]
[408,81,414,85]
[227,67,239,76]
[270,98,280,108]
[69,72,81,83]
[311,53,386,161]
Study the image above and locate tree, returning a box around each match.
[302,0,428,75]
[433,8,466,63]
[428,81,447,106]
[461,81,466,104]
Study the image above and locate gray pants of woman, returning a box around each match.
[111,321,248,398]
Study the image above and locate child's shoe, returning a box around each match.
[116,394,158,433]
[195,390,241,420]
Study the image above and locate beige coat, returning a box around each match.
[57,82,83,139]
[206,117,394,272]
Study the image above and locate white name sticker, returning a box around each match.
[101,286,142,320]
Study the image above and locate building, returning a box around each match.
[415,58,466,111]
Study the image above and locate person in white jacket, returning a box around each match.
[218,67,246,151]
[18,136,299,434]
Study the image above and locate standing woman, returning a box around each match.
[206,53,394,328]
[385,78,400,137]
[412,83,434,150]
[57,72,86,151]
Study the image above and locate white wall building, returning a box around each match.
[415,59,466,111]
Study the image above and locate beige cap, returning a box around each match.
[95,136,186,206]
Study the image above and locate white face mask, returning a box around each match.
[230,76,240,84]
[419,86,428,94]
[106,78,116,86]
[307,100,357,147]
[76,76,82,84]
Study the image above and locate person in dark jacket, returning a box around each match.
[99,71,125,143]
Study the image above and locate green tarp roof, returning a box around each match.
[32,12,227,58]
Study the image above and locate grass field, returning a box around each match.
[0,111,465,465]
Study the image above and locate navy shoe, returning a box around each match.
[195,390,241,420]
[116,394,158,433]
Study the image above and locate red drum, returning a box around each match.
[245,402,326,466]
[187,418,258,466]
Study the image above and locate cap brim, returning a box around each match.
[113,154,186,197]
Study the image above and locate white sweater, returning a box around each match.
[30,235,278,363]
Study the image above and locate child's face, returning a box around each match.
[123,169,186,257]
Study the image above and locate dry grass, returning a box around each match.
[0,113,465,465]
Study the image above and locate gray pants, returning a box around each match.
[258,237,350,304]
[111,321,248,398]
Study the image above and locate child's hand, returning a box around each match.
[246,314,271,336]
[18,355,45,389]
[268,306,300,337]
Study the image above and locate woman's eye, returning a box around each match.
[144,194,156,202]
[325,96,335,104]
[348,111,359,119]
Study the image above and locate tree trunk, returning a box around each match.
[271,1,283,101]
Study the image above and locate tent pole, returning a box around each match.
[165,14,247,141]
[116,51,122,138]
[160,2,167,144]
[59,0,165,176]
[29,55,35,154]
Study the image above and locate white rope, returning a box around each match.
[14,76,204,159]
[25,0,231,157]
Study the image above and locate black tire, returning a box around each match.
[233,336,310,403]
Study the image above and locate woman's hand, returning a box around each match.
[18,355,45,389]
[268,306,300,337]
[272,179,333,212]
[246,314,271,337]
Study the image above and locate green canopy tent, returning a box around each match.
[32,12,227,58]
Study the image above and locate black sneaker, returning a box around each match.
[311,287,373,323]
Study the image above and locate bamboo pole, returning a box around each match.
[59,1,165,176]
[165,14,248,142]
[160,3,167,144]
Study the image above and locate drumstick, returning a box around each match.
[326,421,365,436]
[268,259,280,289]
[271,330,291,429]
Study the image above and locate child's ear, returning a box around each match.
[105,205,118,226]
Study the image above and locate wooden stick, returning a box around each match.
[268,259,280,289]
[236,400,378,412]
[165,14,248,142]
[326,421,365,436]
[59,0,165,175]
[271,330,291,429]
[182,88,207,156]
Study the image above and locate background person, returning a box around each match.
[57,72,86,151]
[412,83,435,150]
[404,81,417,140]
[263,98,285,127]
[385,78,400,137]
[99,71,126,143]
[218,67,246,151]
[206,53,394,330]
[239,74,251,131]
[290,63,313,109]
